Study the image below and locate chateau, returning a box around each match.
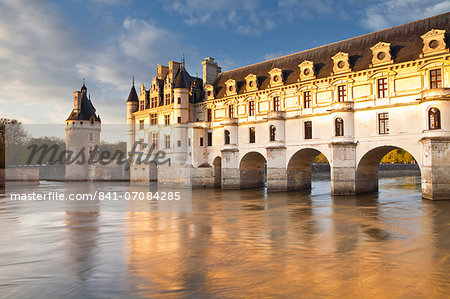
[126,13,450,200]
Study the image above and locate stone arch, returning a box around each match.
[287,148,330,191]
[213,156,222,188]
[239,151,267,189]
[355,145,421,194]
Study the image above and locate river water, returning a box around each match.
[1,175,450,298]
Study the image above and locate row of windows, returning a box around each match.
[139,107,442,150]
[139,94,179,111]
[218,69,443,120]
[138,114,185,129]
[223,107,441,144]
[139,134,171,150]
[142,132,215,151]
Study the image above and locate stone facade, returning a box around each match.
[65,84,102,180]
[127,13,450,200]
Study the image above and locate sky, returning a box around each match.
[0,0,449,125]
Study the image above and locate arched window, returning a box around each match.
[269,125,276,141]
[429,107,441,130]
[224,130,230,145]
[335,118,344,136]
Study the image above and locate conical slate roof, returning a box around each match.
[173,67,192,89]
[127,84,139,102]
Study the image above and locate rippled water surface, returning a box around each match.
[1,176,450,298]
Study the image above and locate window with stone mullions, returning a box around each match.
[303,91,311,108]
[273,97,281,111]
[337,85,347,102]
[378,112,389,134]
[377,78,388,98]
[150,114,157,125]
[249,101,255,116]
[430,69,442,89]
[228,105,234,118]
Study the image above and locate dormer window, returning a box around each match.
[245,74,258,91]
[421,29,448,57]
[370,42,392,66]
[269,68,284,87]
[331,52,351,74]
[225,79,237,96]
[298,60,315,81]
[205,84,215,100]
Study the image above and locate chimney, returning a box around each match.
[157,65,169,80]
[202,57,220,86]
[168,61,181,83]
[73,91,82,112]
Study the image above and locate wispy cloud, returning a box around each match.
[362,0,450,30]
[0,0,186,124]
[164,0,274,35]
[163,0,353,35]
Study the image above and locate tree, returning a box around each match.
[0,118,29,167]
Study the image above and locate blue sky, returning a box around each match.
[0,0,449,124]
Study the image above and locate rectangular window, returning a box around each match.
[177,116,181,124]
[338,85,347,102]
[150,113,157,125]
[89,133,93,142]
[139,138,144,151]
[151,133,159,149]
[378,112,389,134]
[207,132,212,146]
[177,97,181,104]
[151,97,158,108]
[249,101,255,116]
[377,78,388,98]
[207,109,212,122]
[177,140,181,147]
[430,69,442,89]
[165,93,170,105]
[273,96,280,111]
[304,121,312,139]
[188,138,191,146]
[303,91,311,108]
[228,105,234,118]
[139,100,145,111]
[200,137,204,147]
[164,115,170,125]
[139,119,144,130]
[249,127,256,143]
[164,135,171,149]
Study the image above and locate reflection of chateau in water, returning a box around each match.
[123,182,450,297]
[126,13,450,200]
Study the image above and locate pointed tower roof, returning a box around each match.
[173,67,192,89]
[66,85,101,122]
[127,83,139,102]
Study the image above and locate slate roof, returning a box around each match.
[127,84,139,102]
[66,85,101,122]
[212,12,450,98]
[174,67,193,88]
